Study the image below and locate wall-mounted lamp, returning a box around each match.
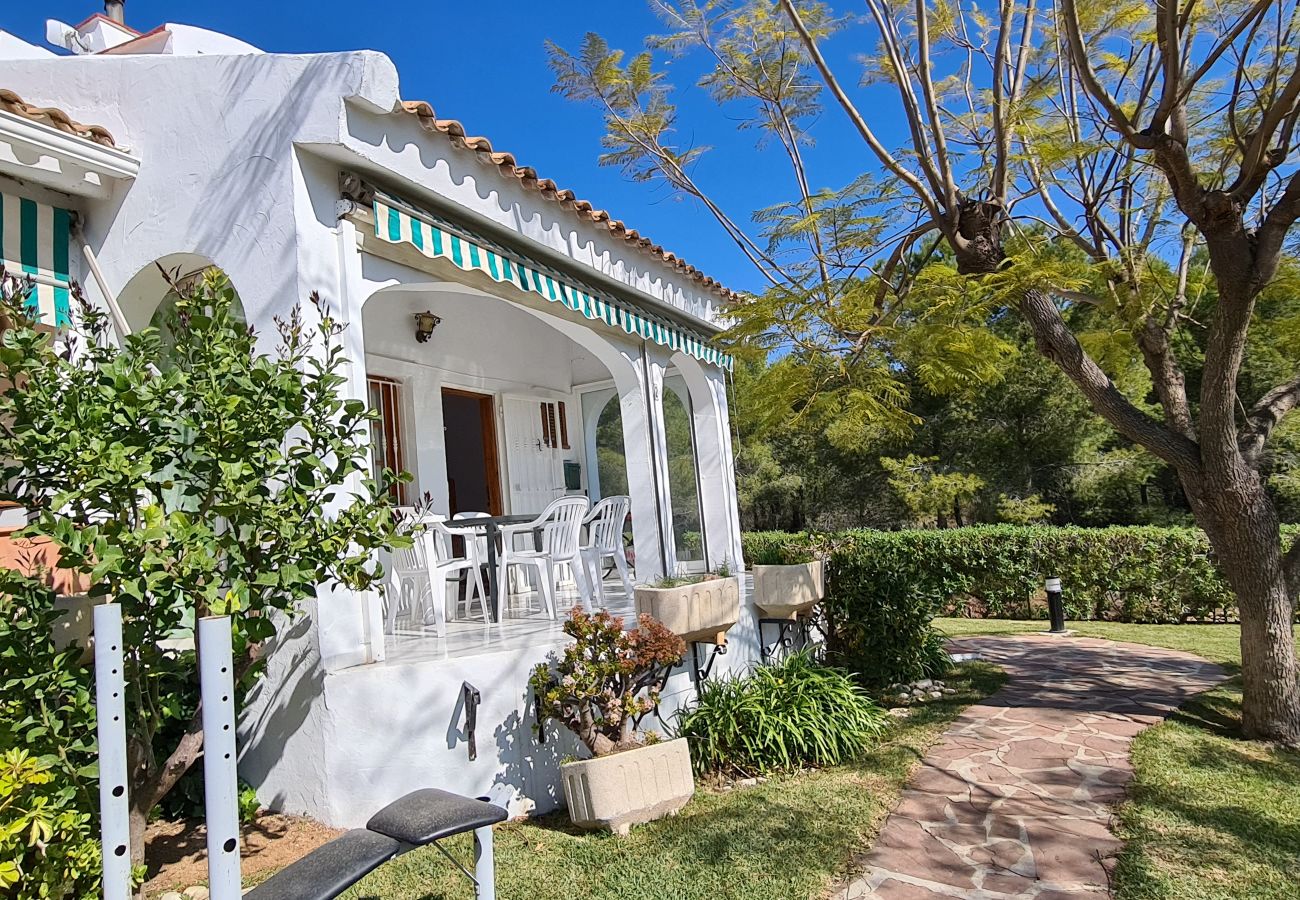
[413,310,442,344]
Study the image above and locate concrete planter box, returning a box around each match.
[634,575,739,645]
[752,561,825,620]
[561,737,695,835]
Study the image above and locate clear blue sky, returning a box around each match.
[6,2,889,297]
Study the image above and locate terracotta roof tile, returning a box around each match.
[400,100,739,302]
[0,88,118,149]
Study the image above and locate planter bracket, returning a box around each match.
[758,618,800,663]
[691,641,727,684]
[632,662,678,730]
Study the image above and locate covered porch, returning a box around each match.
[334,185,744,664]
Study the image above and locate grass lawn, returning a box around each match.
[334,662,1005,900]
[936,617,1300,900]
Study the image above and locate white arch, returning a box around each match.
[115,251,243,332]
[354,273,674,584]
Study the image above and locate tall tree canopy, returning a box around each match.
[550,0,1300,743]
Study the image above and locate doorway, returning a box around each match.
[441,388,503,515]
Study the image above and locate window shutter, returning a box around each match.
[540,402,551,449]
[558,401,570,450]
[546,403,559,450]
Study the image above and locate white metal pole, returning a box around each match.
[473,824,496,900]
[197,615,242,899]
[93,603,131,900]
[73,225,131,340]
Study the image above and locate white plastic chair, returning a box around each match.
[497,497,591,618]
[449,511,491,620]
[581,496,634,607]
[385,514,488,637]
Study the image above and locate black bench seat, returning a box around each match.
[366,788,507,844]
[242,829,400,900]
[240,789,508,900]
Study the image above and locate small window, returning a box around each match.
[368,375,409,505]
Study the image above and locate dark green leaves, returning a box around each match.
[677,650,888,776]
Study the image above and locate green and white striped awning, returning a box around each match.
[371,194,732,371]
[1,192,72,328]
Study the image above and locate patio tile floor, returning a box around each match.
[835,635,1225,899]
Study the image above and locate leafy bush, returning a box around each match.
[531,608,685,757]
[0,570,100,899]
[0,750,101,899]
[742,525,1300,623]
[677,651,888,776]
[0,273,406,858]
[740,525,1300,687]
[918,629,953,680]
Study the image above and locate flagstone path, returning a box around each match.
[836,634,1225,899]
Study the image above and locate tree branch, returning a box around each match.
[912,0,960,212]
[1240,372,1300,466]
[1229,52,1300,201]
[1058,0,1151,146]
[1138,225,1197,441]
[778,0,945,228]
[1255,168,1300,280]
[1019,288,1201,471]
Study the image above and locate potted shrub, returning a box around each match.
[634,568,740,645]
[752,558,825,620]
[531,608,693,834]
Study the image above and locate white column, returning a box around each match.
[311,216,382,670]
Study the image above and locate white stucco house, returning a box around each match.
[1,11,760,825]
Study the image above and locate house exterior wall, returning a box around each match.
[2,41,749,828]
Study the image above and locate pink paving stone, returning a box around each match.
[838,634,1225,899]
[870,818,977,889]
[869,879,963,899]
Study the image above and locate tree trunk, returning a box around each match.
[1190,477,1300,743]
[952,213,1300,745]
[128,800,149,876]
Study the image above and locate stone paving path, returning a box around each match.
[837,634,1225,899]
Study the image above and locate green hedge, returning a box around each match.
[742,525,1299,687]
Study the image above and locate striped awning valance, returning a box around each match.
[370,194,732,371]
[1,192,72,328]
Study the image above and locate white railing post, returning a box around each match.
[93,603,132,900]
[198,615,242,899]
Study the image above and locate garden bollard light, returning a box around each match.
[1046,577,1067,634]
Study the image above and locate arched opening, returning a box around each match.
[664,367,706,570]
[115,252,245,337]
[584,392,629,501]
[354,277,665,654]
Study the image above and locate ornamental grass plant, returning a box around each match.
[677,651,888,777]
